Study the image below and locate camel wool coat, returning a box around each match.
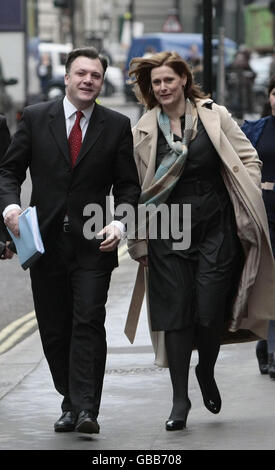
[125,98,275,367]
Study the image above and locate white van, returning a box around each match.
[37,43,72,99]
[38,42,72,79]
[37,42,123,99]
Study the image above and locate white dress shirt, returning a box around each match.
[63,95,94,140]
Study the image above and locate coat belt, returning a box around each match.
[261,182,275,191]
[124,264,145,343]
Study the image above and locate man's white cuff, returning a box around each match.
[3,204,21,218]
[110,220,126,239]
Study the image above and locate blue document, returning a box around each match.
[7,206,45,270]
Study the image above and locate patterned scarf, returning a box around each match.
[139,98,198,206]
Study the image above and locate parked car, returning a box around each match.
[44,66,123,101]
[38,42,123,101]
[38,42,71,100]
[103,65,124,96]
[0,58,18,132]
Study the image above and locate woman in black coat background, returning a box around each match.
[242,75,275,379]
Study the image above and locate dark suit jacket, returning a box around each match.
[0,115,11,243]
[0,100,141,270]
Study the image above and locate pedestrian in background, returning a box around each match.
[125,51,275,432]
[186,44,203,86]
[37,52,52,100]
[226,48,256,118]
[0,115,13,260]
[0,47,140,435]
[242,74,275,380]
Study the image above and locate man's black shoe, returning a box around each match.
[54,411,76,432]
[256,340,269,375]
[268,352,275,379]
[75,410,100,434]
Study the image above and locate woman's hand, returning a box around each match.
[137,255,148,267]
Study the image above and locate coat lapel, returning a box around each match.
[49,99,71,168]
[134,108,159,189]
[134,101,222,190]
[197,100,221,151]
[74,103,105,168]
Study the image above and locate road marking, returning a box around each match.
[0,311,36,343]
[0,244,130,354]
[0,318,37,354]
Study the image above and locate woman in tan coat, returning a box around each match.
[125,51,275,432]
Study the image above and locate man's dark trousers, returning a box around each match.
[30,229,112,418]
[0,99,141,417]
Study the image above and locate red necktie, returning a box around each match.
[68,110,83,167]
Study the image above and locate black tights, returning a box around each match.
[196,322,223,379]
[165,326,194,420]
[165,321,223,420]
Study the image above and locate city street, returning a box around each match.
[1,95,273,452]
[0,93,259,353]
[0,96,139,351]
[0,0,274,455]
[1,252,275,451]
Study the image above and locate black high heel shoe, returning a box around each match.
[165,400,191,431]
[195,365,221,414]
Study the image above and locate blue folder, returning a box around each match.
[7,206,45,270]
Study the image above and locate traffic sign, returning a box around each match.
[162,14,183,33]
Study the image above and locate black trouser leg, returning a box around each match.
[30,232,112,419]
[165,326,194,421]
[69,268,111,417]
[30,260,73,403]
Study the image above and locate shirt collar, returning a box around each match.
[63,96,95,121]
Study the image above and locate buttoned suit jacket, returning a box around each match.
[0,99,141,270]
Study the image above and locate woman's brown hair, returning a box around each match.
[128,50,208,109]
[268,74,275,95]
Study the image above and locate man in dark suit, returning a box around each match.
[0,115,14,259]
[0,48,140,434]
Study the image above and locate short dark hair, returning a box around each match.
[65,47,108,75]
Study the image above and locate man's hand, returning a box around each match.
[98,224,122,252]
[4,208,22,238]
[137,256,148,267]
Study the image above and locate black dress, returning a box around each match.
[148,116,241,331]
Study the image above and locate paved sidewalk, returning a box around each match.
[0,256,275,450]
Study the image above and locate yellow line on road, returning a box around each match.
[0,318,37,354]
[0,311,36,343]
[0,244,130,355]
